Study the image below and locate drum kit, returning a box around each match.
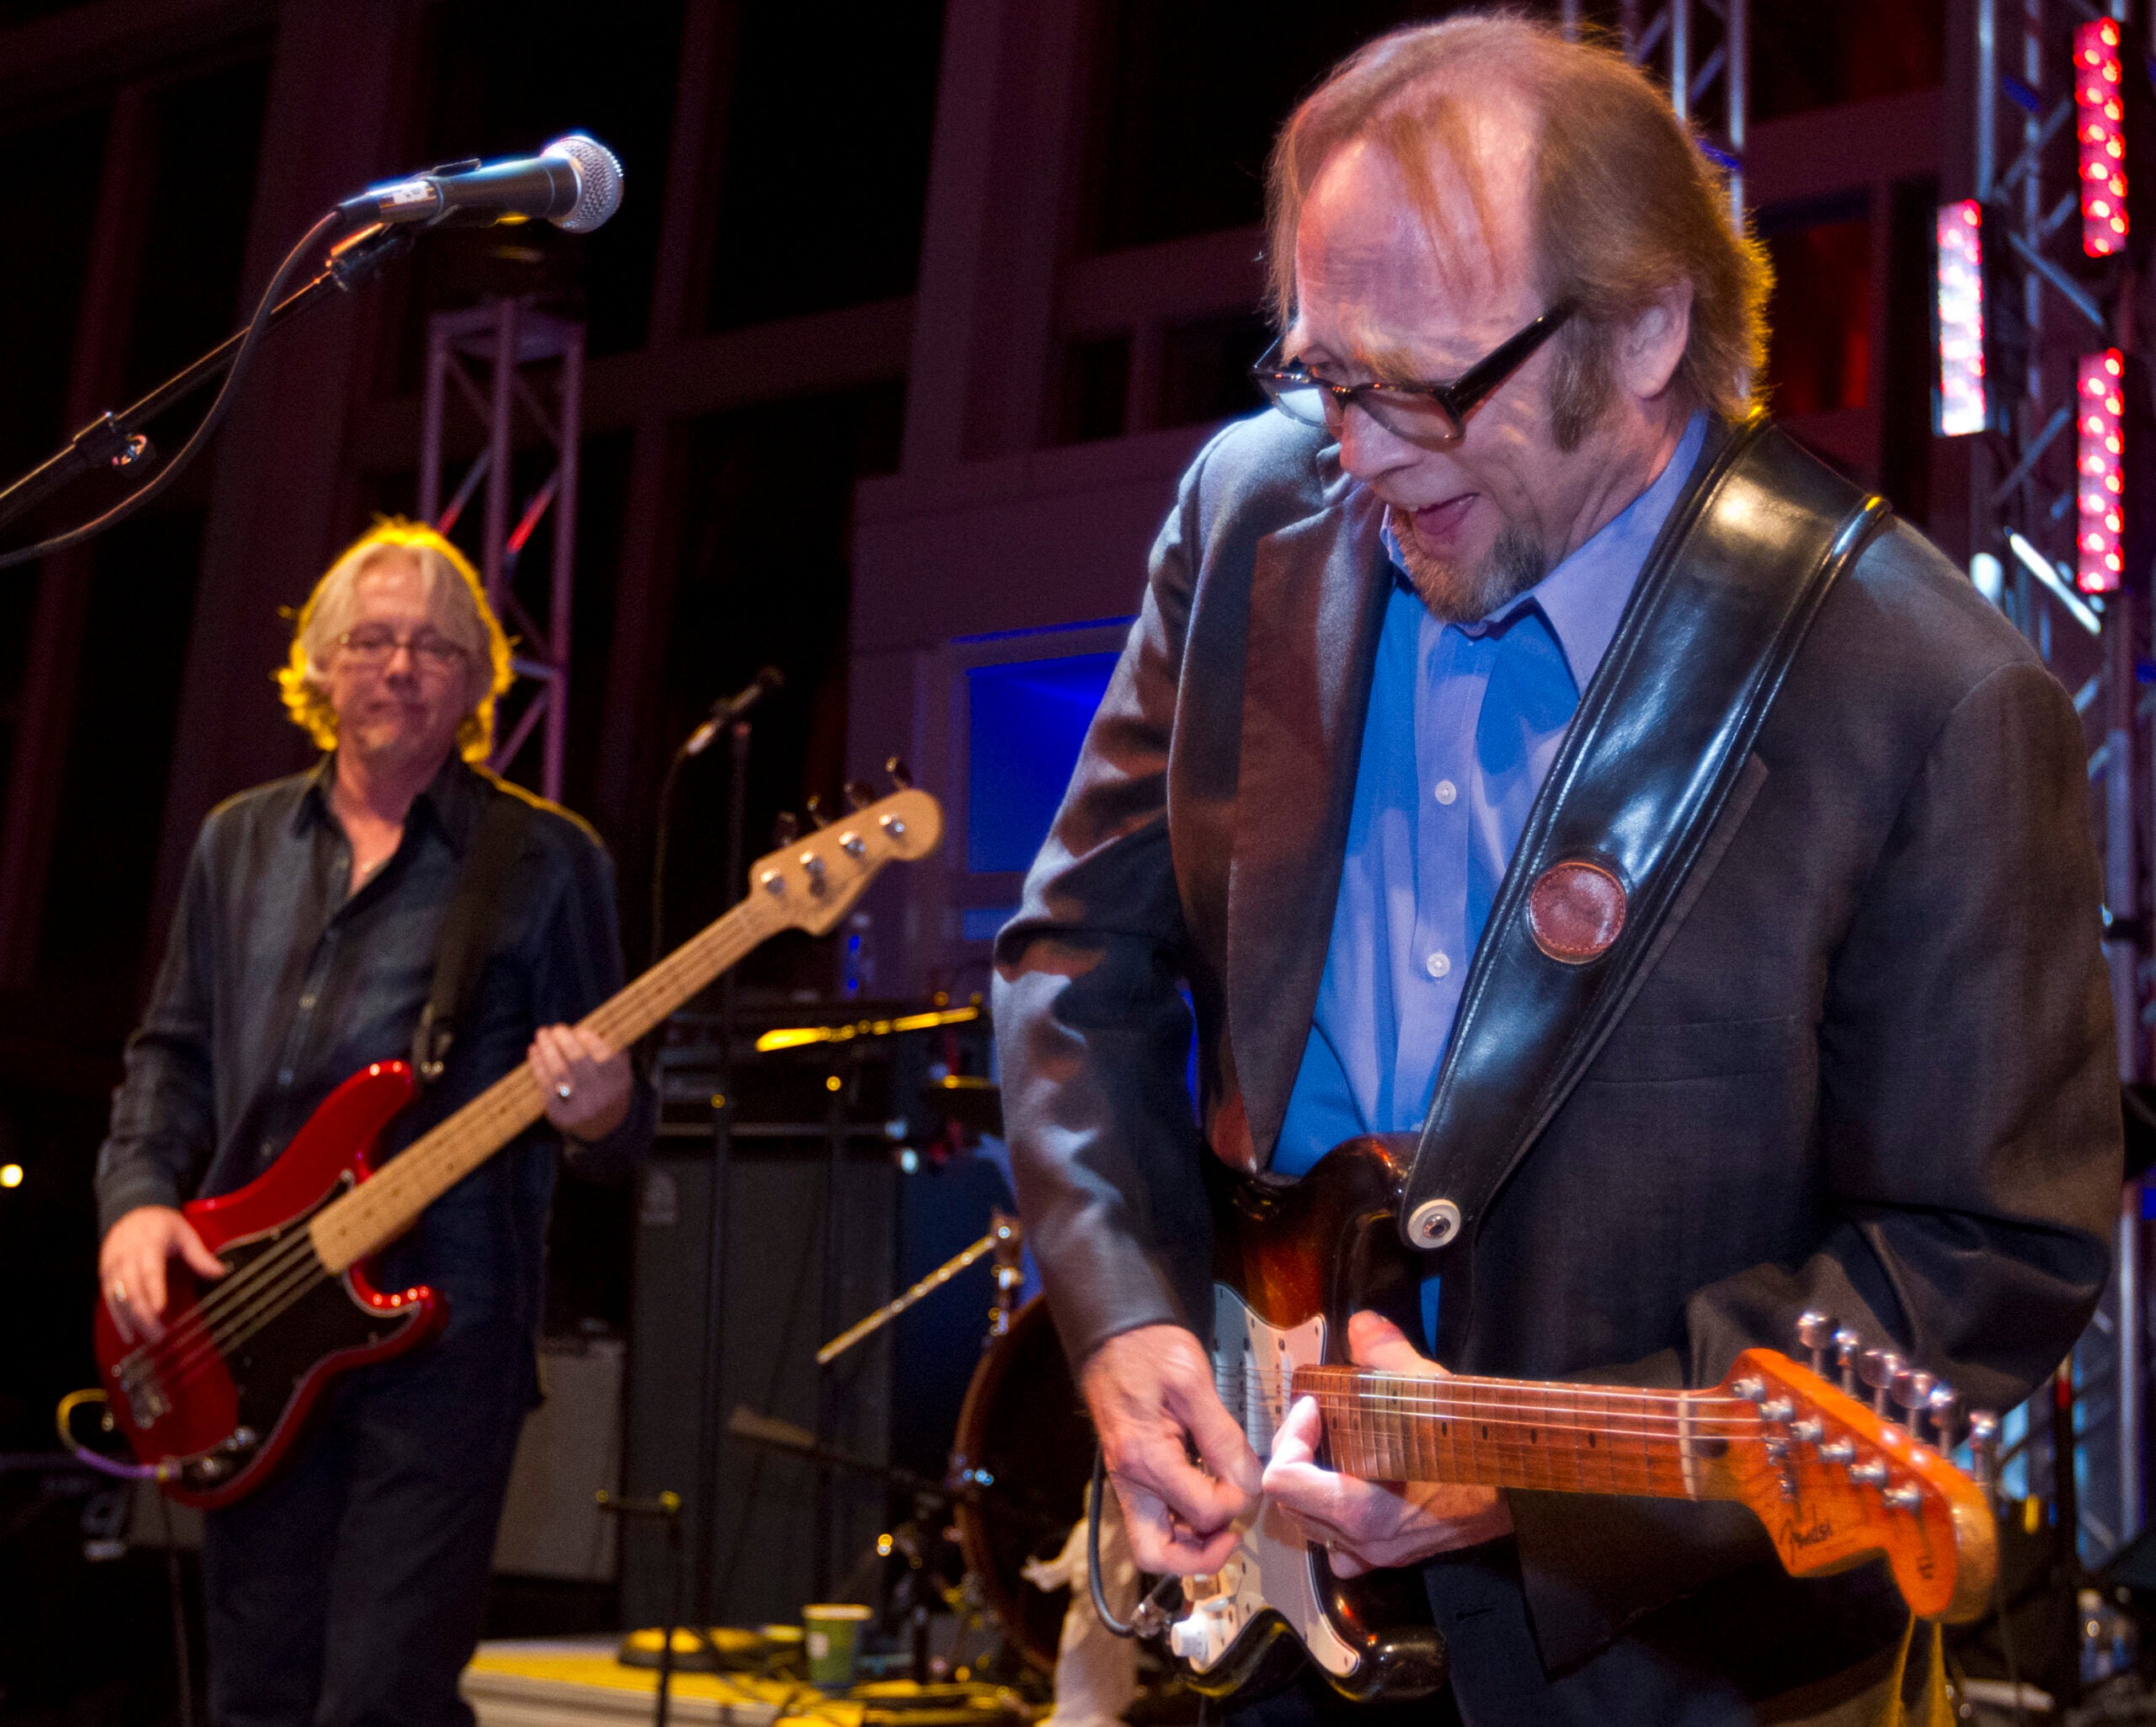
[724,1070,1104,1691]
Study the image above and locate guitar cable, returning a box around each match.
[55,1388,173,1481]
[1087,1447,1183,1639]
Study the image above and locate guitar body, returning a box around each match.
[93,1062,446,1508]
[1178,1134,1448,1703]
[1164,1136,2000,1702]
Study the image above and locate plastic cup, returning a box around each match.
[802,1603,873,1690]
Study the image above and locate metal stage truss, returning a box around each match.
[1957,0,2149,1567]
[417,298,584,804]
[1559,0,1749,216]
[1569,0,2148,1569]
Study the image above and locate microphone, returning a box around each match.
[340,134,624,233]
[684,667,785,758]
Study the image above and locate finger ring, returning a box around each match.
[556,1082,574,1101]
[108,1282,127,1304]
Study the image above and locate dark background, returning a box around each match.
[0,1,1950,1719]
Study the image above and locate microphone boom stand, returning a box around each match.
[0,221,412,536]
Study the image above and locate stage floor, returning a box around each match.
[461,1637,797,1727]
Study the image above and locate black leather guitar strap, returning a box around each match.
[411,787,532,1085]
[1398,418,1889,1254]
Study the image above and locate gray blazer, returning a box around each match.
[993,411,2120,1676]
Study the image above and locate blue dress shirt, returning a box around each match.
[1273,413,1706,1340]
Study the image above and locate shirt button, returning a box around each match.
[1425,951,1452,979]
[298,994,317,1011]
[1434,780,1458,805]
[277,1068,293,1087]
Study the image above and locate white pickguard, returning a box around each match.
[1163,1284,1359,1680]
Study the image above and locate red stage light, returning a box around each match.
[2079,349,2126,594]
[1935,200,1988,436]
[2078,19,2129,259]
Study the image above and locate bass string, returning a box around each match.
[146,1243,335,1396]
[152,1252,339,1408]
[124,1225,320,1387]
[139,896,800,1434]
[316,1073,542,1262]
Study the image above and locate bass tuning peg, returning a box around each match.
[886,754,913,790]
[844,780,873,813]
[771,812,800,846]
[804,793,826,827]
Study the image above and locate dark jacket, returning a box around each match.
[993,411,2121,1678]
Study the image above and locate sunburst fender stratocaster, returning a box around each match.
[87,788,942,1506]
[1155,1135,1999,1703]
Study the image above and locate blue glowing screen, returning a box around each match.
[966,652,1122,874]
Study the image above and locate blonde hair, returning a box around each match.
[1265,12,1772,430]
[277,519,513,763]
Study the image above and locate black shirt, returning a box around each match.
[94,754,654,1332]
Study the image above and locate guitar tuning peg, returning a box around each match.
[1833,1328,1861,1396]
[804,792,827,827]
[1859,1349,1903,1419]
[1924,1382,1959,1451]
[886,754,913,790]
[1890,1367,1935,1431]
[1796,1311,1833,1376]
[1967,1410,1999,1489]
[771,812,800,846]
[844,780,873,813]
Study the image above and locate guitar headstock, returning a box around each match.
[748,787,943,935]
[1713,1341,1996,1623]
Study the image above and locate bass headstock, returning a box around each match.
[747,787,943,936]
[1713,1342,1996,1623]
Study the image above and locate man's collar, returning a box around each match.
[296,750,487,853]
[1380,408,1710,691]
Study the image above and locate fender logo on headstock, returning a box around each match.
[1778,1515,1834,1553]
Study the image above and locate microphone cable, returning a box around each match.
[0,205,350,573]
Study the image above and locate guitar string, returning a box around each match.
[1244,1360,1763,1406]
[1244,1374,1765,1430]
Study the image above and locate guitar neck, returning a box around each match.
[1293,1365,1742,1501]
[309,890,787,1272]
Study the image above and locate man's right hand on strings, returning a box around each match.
[99,1204,226,1346]
[1079,1322,1263,1574]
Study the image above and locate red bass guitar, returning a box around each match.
[83,787,942,1506]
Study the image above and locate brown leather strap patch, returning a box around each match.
[1527,858,1627,964]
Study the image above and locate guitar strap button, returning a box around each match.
[1406,1197,1462,1249]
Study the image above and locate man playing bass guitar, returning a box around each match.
[995,16,2121,1724]
[94,520,654,1727]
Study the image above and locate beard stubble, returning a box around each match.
[1387,506,1550,624]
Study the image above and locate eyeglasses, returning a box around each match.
[337,626,470,671]
[1251,303,1577,445]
